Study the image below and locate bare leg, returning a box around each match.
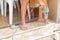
[38,0,44,22]
[38,6,44,22]
[20,0,29,30]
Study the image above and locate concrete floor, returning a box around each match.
[0,12,54,28]
[0,10,20,28]
[0,13,56,40]
[0,9,57,40]
[0,26,53,40]
[0,21,58,40]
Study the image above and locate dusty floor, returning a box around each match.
[0,10,57,40]
[0,26,53,40]
[0,11,54,29]
[0,10,20,28]
[0,22,59,40]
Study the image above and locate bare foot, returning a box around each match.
[20,25,28,30]
[45,20,49,24]
[38,18,44,22]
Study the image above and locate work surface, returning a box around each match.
[0,21,60,40]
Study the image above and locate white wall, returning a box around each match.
[56,0,60,23]
[48,0,58,22]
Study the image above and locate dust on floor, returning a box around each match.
[0,21,57,40]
